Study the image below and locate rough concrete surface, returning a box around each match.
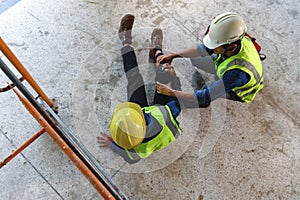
[0,0,299,199]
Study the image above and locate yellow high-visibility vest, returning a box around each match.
[125,105,182,160]
[215,36,264,103]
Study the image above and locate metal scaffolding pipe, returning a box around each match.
[0,57,128,200]
[0,128,45,169]
[0,37,53,107]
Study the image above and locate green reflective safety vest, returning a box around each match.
[214,36,264,103]
[125,105,182,160]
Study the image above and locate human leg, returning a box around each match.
[148,29,179,105]
[149,28,173,84]
[121,46,148,107]
[152,50,177,105]
[119,14,148,107]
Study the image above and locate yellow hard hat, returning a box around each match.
[203,12,247,49]
[109,102,146,149]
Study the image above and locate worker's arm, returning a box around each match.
[156,81,195,100]
[195,70,250,107]
[174,47,200,58]
[97,132,141,164]
[157,44,211,65]
[156,69,250,107]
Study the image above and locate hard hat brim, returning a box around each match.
[203,34,220,50]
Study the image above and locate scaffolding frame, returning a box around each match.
[0,37,128,200]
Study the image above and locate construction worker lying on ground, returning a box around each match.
[156,12,264,107]
[97,14,183,164]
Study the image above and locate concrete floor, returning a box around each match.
[0,0,300,199]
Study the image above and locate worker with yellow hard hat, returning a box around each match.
[109,102,146,150]
[156,12,264,107]
[97,14,183,164]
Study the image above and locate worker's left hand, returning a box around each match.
[97,132,113,147]
[156,81,174,96]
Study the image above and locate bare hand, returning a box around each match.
[156,54,174,65]
[97,132,113,147]
[156,81,174,96]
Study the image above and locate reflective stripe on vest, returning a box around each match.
[125,148,141,161]
[125,105,182,160]
[157,106,181,139]
[221,58,263,94]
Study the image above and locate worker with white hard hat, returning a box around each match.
[156,12,264,107]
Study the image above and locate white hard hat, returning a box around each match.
[203,12,247,49]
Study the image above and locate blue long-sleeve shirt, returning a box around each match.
[194,69,249,107]
[144,100,181,124]
[194,44,250,107]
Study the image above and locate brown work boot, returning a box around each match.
[149,28,163,59]
[118,14,135,45]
